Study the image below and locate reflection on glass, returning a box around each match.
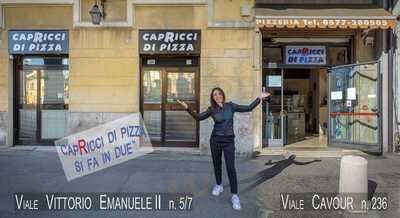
[167,72,195,103]
[263,47,282,65]
[23,58,44,66]
[328,47,349,66]
[41,110,67,139]
[165,111,196,141]
[19,70,38,141]
[264,69,282,142]
[19,57,69,141]
[329,63,379,145]
[63,70,70,104]
[41,70,69,106]
[143,111,161,141]
[143,70,161,103]
[20,70,38,105]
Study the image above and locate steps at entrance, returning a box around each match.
[260,147,366,158]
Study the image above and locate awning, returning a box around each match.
[255,6,397,29]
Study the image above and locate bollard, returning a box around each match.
[339,155,368,213]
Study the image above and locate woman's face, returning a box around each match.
[212,90,224,104]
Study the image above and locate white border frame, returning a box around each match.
[0,4,3,28]
[0,0,252,28]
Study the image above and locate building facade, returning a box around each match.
[391,0,400,152]
[0,0,397,155]
[254,0,396,154]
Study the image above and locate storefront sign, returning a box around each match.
[256,18,395,29]
[139,30,201,54]
[8,30,69,54]
[285,46,326,65]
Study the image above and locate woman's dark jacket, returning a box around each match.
[186,97,270,139]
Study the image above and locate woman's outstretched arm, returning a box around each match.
[231,97,262,112]
[232,94,271,113]
[186,107,212,121]
[177,99,212,121]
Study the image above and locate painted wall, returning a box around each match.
[1,0,388,152]
[80,0,127,22]
[394,0,400,149]
[0,5,74,146]
[0,1,257,154]
[354,29,389,151]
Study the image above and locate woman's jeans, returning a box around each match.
[210,142,238,194]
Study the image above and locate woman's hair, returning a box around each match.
[210,87,225,109]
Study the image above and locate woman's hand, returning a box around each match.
[260,87,271,100]
[177,99,189,109]
[261,92,271,99]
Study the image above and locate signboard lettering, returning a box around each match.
[256,18,395,29]
[139,30,201,54]
[8,30,69,54]
[285,46,326,65]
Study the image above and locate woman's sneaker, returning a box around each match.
[231,195,241,210]
[211,185,223,196]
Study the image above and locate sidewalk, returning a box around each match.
[0,147,399,218]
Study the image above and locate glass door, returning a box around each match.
[142,70,163,143]
[328,62,382,153]
[164,71,197,145]
[16,57,69,144]
[142,67,198,147]
[18,68,39,144]
[263,68,284,147]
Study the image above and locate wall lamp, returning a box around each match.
[89,0,106,25]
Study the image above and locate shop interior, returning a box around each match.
[262,40,350,148]
[263,68,329,148]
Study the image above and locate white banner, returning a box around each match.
[54,113,153,181]
[285,46,326,65]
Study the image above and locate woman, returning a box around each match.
[177,87,271,210]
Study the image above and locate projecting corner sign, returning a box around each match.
[139,30,201,54]
[8,30,69,54]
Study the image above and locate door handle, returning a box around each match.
[371,107,380,116]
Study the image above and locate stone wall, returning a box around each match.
[67,112,131,135]
[0,112,6,146]
[0,1,258,155]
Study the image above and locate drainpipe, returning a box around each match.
[388,29,395,153]
[391,0,400,151]
[387,0,397,152]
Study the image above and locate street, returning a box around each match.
[0,147,399,218]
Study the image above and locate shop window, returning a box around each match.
[329,62,381,152]
[167,72,195,103]
[18,57,69,143]
[328,47,349,66]
[263,47,283,65]
[143,70,161,104]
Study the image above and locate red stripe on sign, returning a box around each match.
[329,112,378,117]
